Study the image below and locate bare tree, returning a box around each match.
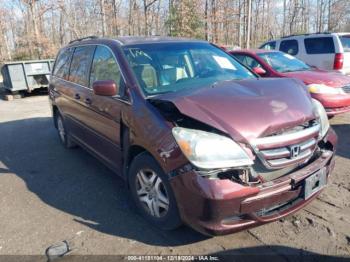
[1,0,350,61]
[143,0,158,35]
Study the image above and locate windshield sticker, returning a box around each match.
[213,56,237,70]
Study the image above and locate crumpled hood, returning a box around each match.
[282,69,350,87]
[151,78,316,144]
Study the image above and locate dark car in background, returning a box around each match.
[49,36,337,235]
[231,49,350,116]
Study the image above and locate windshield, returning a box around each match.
[123,42,255,96]
[258,51,311,73]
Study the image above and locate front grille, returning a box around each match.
[251,121,320,169]
[342,84,350,93]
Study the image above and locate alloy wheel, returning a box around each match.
[135,169,170,218]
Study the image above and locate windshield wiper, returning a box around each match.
[281,68,309,73]
[146,90,174,98]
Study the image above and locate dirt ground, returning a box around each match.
[0,93,349,260]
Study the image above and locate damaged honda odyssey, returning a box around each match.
[49,36,337,236]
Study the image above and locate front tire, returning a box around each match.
[128,152,182,230]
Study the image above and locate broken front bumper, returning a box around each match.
[170,129,337,236]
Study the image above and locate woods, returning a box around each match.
[0,0,350,61]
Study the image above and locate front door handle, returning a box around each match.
[74,94,80,100]
[85,98,92,105]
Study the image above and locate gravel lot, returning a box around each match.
[0,93,349,260]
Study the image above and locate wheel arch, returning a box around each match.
[121,123,159,183]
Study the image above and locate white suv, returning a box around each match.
[259,33,350,75]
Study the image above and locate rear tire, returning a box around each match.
[55,113,76,149]
[128,152,182,230]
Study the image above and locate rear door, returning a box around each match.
[65,45,96,140]
[301,36,336,70]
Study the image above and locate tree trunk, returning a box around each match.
[143,0,148,35]
[246,0,251,48]
[100,0,107,36]
[204,0,208,40]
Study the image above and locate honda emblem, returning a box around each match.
[290,145,301,158]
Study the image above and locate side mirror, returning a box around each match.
[252,67,266,76]
[92,80,118,96]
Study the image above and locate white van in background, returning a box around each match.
[259,32,350,75]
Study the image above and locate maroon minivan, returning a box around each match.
[49,36,337,236]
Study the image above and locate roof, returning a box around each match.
[336,32,350,36]
[66,35,208,48]
[1,59,54,65]
[230,49,279,54]
[115,36,207,45]
[279,32,350,39]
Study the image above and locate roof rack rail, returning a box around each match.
[281,32,331,38]
[69,36,99,44]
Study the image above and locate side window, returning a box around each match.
[339,35,350,52]
[234,54,245,64]
[90,46,124,94]
[53,48,73,79]
[304,37,335,54]
[233,54,262,69]
[69,46,96,86]
[260,41,276,50]
[279,40,299,55]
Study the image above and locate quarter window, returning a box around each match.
[340,35,350,52]
[90,46,124,94]
[260,41,276,50]
[53,48,73,79]
[279,40,299,55]
[69,46,95,86]
[304,37,335,54]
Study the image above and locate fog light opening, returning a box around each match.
[222,214,248,225]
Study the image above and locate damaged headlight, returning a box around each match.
[312,99,329,138]
[172,127,253,169]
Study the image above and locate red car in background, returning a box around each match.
[230,49,350,116]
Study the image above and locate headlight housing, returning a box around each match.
[312,99,330,138]
[308,84,345,95]
[172,127,253,169]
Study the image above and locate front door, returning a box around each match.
[82,45,125,173]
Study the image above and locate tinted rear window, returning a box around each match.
[279,40,299,55]
[340,35,350,52]
[53,48,73,79]
[69,46,96,86]
[304,37,335,54]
